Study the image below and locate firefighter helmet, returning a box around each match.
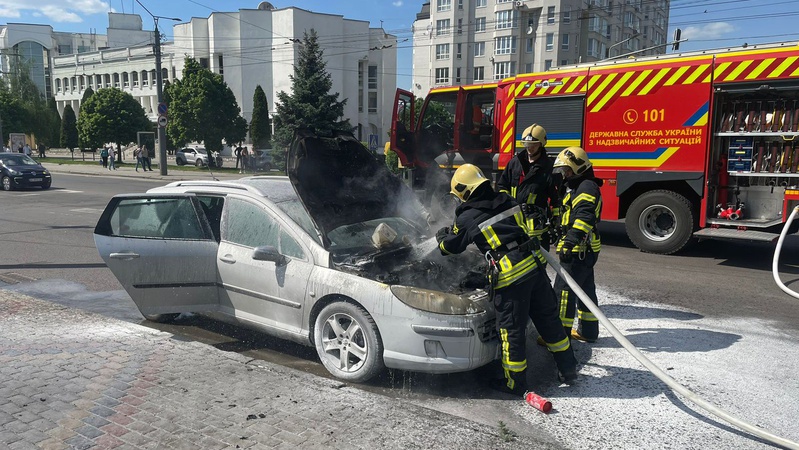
[553,146,592,176]
[522,123,547,147]
[450,164,489,202]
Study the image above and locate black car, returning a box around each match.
[1,153,52,191]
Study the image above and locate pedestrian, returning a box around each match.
[143,146,152,171]
[240,147,249,174]
[16,143,23,153]
[496,123,561,251]
[133,145,144,172]
[38,142,46,158]
[436,164,579,396]
[235,145,242,169]
[23,143,31,156]
[108,147,116,170]
[551,147,603,343]
[100,147,109,168]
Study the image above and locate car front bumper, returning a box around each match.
[9,174,51,188]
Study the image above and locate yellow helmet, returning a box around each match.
[521,123,547,147]
[450,164,490,201]
[553,146,592,176]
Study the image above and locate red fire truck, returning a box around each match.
[390,41,799,254]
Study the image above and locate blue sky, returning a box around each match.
[2,0,799,90]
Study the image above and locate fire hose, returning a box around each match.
[541,248,799,450]
[773,205,799,299]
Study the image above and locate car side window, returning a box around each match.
[196,195,225,242]
[109,198,207,240]
[224,198,280,248]
[280,228,304,259]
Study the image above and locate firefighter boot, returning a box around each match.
[573,313,599,343]
[491,368,528,397]
[552,349,579,385]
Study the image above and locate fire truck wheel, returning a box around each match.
[626,190,694,254]
[314,301,384,382]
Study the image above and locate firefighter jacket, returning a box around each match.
[556,169,604,254]
[496,151,561,237]
[439,189,546,290]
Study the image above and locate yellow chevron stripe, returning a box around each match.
[694,111,709,127]
[792,66,799,77]
[552,77,570,94]
[704,61,731,83]
[537,80,556,96]
[745,58,776,80]
[505,97,515,114]
[524,84,537,97]
[684,64,710,84]
[587,73,618,107]
[768,56,798,78]
[664,65,690,86]
[587,74,602,90]
[621,70,652,96]
[724,59,753,81]
[565,75,585,93]
[514,82,526,96]
[638,67,671,95]
[591,71,634,112]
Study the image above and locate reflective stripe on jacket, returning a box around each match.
[556,178,602,254]
[496,152,560,237]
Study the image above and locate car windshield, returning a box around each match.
[327,217,422,252]
[195,148,207,154]
[1,154,38,166]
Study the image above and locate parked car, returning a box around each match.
[1,153,52,191]
[175,147,223,168]
[93,130,497,382]
[250,149,273,171]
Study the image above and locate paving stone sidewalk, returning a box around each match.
[0,290,548,449]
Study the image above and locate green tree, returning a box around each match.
[5,60,51,141]
[250,85,272,148]
[77,88,151,156]
[60,104,79,149]
[46,97,61,147]
[0,83,26,145]
[165,57,247,152]
[273,29,353,169]
[77,87,95,149]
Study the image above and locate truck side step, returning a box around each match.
[693,227,778,242]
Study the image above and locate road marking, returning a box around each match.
[16,193,40,197]
[55,190,84,193]
[70,208,104,213]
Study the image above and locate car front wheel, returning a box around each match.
[314,302,383,382]
[2,176,12,191]
[41,181,51,190]
[142,313,180,323]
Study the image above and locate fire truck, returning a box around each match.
[390,41,799,254]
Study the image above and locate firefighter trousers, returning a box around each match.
[553,252,600,339]
[493,276,532,392]
[528,270,578,373]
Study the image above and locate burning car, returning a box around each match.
[93,130,497,382]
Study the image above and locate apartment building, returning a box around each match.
[412,0,670,96]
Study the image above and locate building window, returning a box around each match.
[474,41,485,57]
[475,17,487,33]
[561,59,569,66]
[368,92,377,113]
[494,36,517,55]
[458,18,463,34]
[368,65,378,89]
[561,33,569,50]
[56,79,61,93]
[526,38,534,53]
[141,71,148,87]
[474,66,485,81]
[494,61,515,80]
[495,10,518,30]
[359,93,364,113]
[436,44,451,60]
[458,0,463,9]
[199,58,209,69]
[524,63,532,73]
[545,59,553,70]
[563,10,571,24]
[218,54,224,75]
[79,76,86,91]
[437,0,452,12]
[546,33,554,51]
[132,71,139,87]
[476,0,486,7]
[587,38,605,58]
[547,6,555,24]
[104,74,111,87]
[435,67,450,84]
[123,72,129,88]
[58,45,72,55]
[113,74,120,88]
[455,67,461,83]
[457,43,462,59]
[436,19,451,36]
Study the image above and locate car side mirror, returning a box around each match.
[252,245,288,265]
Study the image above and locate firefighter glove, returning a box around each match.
[436,227,451,244]
[558,244,574,263]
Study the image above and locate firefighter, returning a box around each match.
[551,147,603,342]
[496,123,561,250]
[436,164,578,395]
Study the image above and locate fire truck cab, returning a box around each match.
[391,41,799,254]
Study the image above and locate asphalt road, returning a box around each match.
[2,172,798,449]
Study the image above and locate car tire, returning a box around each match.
[41,181,51,190]
[176,158,185,166]
[625,190,695,254]
[262,163,272,171]
[2,176,12,191]
[142,313,180,323]
[195,159,204,168]
[314,302,384,382]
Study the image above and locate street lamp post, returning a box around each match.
[136,0,180,176]
[605,33,639,60]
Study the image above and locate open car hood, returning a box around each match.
[287,129,428,248]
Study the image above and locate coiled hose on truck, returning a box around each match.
[773,205,799,299]
[541,248,799,449]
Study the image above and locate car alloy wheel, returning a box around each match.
[314,302,383,382]
[2,176,12,191]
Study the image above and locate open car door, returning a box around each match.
[390,89,416,167]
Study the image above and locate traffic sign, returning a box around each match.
[157,102,168,116]
[368,134,378,151]
[157,115,168,128]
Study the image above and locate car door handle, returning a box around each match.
[219,255,236,264]
[109,252,140,260]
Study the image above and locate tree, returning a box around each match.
[165,57,247,152]
[60,104,78,150]
[77,87,95,149]
[77,88,151,156]
[0,83,26,146]
[273,29,353,169]
[250,85,272,148]
[46,97,61,147]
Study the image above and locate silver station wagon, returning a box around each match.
[94,130,498,382]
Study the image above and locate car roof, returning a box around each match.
[151,176,296,202]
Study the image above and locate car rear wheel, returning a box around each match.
[262,163,272,171]
[2,176,12,191]
[314,302,383,382]
[195,159,204,168]
[142,313,180,323]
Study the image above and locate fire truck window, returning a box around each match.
[421,93,456,131]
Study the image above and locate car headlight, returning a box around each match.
[390,285,486,315]
[8,169,20,176]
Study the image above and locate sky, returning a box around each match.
[1,0,799,91]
